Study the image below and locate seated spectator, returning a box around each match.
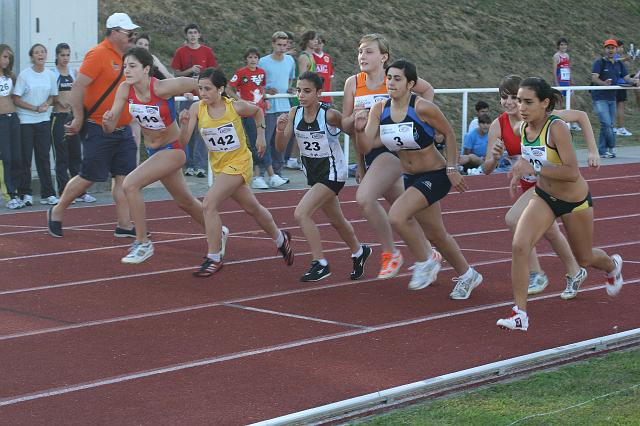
[467,100,489,134]
[460,113,491,172]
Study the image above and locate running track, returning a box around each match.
[0,164,638,425]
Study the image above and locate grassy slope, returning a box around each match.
[100,1,640,142]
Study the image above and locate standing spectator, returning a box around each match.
[0,44,23,209]
[591,39,638,158]
[552,38,580,131]
[51,43,95,203]
[47,12,139,238]
[460,113,491,172]
[313,33,335,105]
[258,31,295,185]
[228,47,282,189]
[467,100,489,134]
[135,34,173,80]
[613,40,633,136]
[171,23,217,178]
[12,43,58,206]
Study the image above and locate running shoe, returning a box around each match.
[449,268,483,300]
[76,193,97,203]
[378,251,404,279]
[351,244,372,280]
[251,176,269,190]
[114,227,152,238]
[47,207,63,237]
[195,168,207,178]
[40,195,60,205]
[269,174,289,188]
[408,250,442,290]
[7,198,24,210]
[560,267,588,300]
[184,167,195,176]
[527,271,549,295]
[22,195,33,206]
[277,230,294,266]
[605,254,624,296]
[301,261,331,282]
[121,241,154,264]
[193,257,223,278]
[220,226,229,259]
[285,158,301,169]
[617,127,632,136]
[497,306,529,331]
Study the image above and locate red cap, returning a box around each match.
[603,39,618,47]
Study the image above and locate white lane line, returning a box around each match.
[1,278,638,408]
[1,239,637,339]
[223,303,371,330]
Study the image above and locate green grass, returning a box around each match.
[353,348,640,425]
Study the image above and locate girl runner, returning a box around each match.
[497,77,623,331]
[180,67,294,277]
[483,74,600,300]
[355,59,483,298]
[103,47,206,264]
[275,71,371,282]
[342,34,435,280]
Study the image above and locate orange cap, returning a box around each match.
[603,39,618,47]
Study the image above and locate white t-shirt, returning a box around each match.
[14,67,58,124]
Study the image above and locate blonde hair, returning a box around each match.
[359,33,390,66]
[271,31,288,42]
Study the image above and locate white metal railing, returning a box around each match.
[177,84,639,186]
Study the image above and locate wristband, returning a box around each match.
[446,166,458,174]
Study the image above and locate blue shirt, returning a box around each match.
[462,128,488,157]
[258,54,296,113]
[591,58,628,101]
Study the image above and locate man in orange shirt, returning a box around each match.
[47,13,139,237]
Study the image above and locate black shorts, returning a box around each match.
[364,147,397,169]
[403,168,451,205]
[534,186,593,217]
[616,89,628,102]
[80,122,137,182]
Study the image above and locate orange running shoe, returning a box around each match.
[377,251,404,279]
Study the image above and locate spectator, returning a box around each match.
[297,30,318,74]
[258,31,295,185]
[590,39,639,158]
[284,31,297,57]
[51,43,95,203]
[313,33,335,105]
[47,12,139,238]
[171,23,217,178]
[12,43,58,206]
[227,47,282,189]
[135,34,173,80]
[0,44,23,209]
[613,40,633,136]
[552,37,580,131]
[467,100,489,134]
[460,113,491,172]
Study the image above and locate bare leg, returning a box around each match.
[562,207,616,273]
[202,173,244,254]
[159,164,204,229]
[230,184,280,239]
[321,194,361,253]
[388,188,434,262]
[294,183,337,260]
[50,175,93,221]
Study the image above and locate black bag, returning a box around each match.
[68,66,124,138]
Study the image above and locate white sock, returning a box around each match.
[352,245,363,258]
[514,305,527,316]
[207,252,221,262]
[275,230,285,247]
[318,258,328,266]
[459,267,475,281]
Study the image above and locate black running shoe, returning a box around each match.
[300,261,331,282]
[277,230,294,266]
[350,244,372,280]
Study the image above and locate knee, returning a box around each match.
[387,209,404,231]
[293,207,306,224]
[512,238,531,259]
[355,189,372,210]
[505,212,519,230]
[202,197,219,215]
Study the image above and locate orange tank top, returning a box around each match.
[353,72,389,109]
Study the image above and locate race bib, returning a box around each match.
[201,123,241,152]
[295,129,331,158]
[0,76,12,97]
[354,93,389,110]
[521,145,548,168]
[129,104,166,130]
[560,68,570,81]
[380,122,420,151]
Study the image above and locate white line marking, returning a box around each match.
[1,278,638,407]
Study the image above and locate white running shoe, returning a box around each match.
[251,176,269,190]
[6,198,24,209]
[40,195,60,205]
[121,241,154,264]
[269,174,289,188]
[408,250,442,290]
[560,268,587,300]
[76,193,97,203]
[605,254,624,296]
[527,272,549,295]
[220,226,229,259]
[22,195,33,206]
[617,127,632,136]
[497,306,529,331]
[450,268,483,300]
[286,158,300,169]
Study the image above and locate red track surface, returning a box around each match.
[0,164,638,425]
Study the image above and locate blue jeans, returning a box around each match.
[181,100,208,170]
[592,100,617,155]
[242,117,270,174]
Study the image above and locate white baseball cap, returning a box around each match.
[106,13,140,30]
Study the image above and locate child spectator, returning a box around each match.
[460,113,491,173]
[313,33,335,105]
[467,100,489,134]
